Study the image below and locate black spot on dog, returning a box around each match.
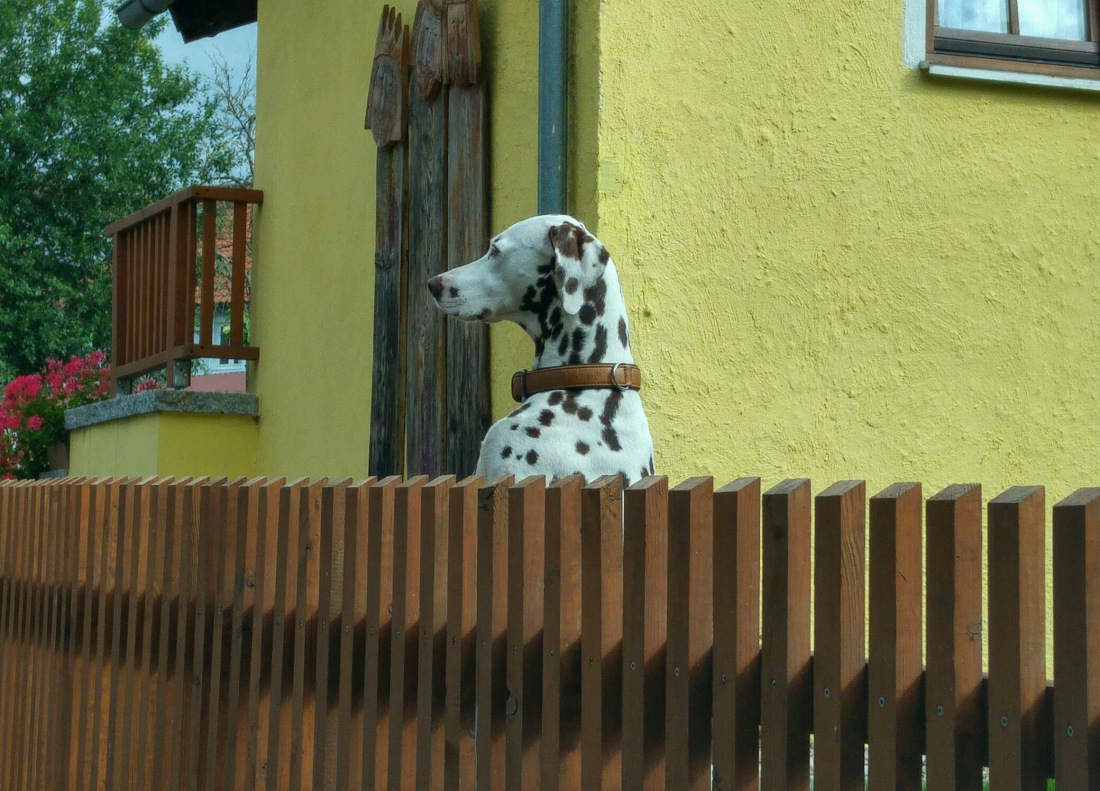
[568,328,588,364]
[449,286,458,298]
[539,410,555,426]
[525,427,540,439]
[534,338,545,359]
[600,391,623,451]
[578,407,593,421]
[565,277,579,294]
[501,446,512,459]
[526,450,539,465]
[557,334,569,357]
[599,246,610,265]
[537,261,554,275]
[510,423,519,431]
[548,391,564,406]
[641,468,649,479]
[583,279,607,317]
[562,393,578,415]
[618,318,628,348]
[578,303,596,325]
[576,441,590,455]
[587,325,607,364]
[549,307,561,327]
[551,324,563,341]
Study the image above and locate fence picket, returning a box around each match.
[541,475,583,791]
[760,479,812,791]
[1053,488,1100,787]
[666,477,713,791]
[316,479,352,791]
[339,480,374,791]
[117,479,151,789]
[813,480,867,791]
[925,484,983,790]
[712,477,761,791]
[416,476,453,791]
[988,486,1048,790]
[506,476,546,791]
[580,475,624,791]
[444,475,481,791]
[0,485,14,784]
[867,482,923,791]
[623,476,669,791]
[363,476,400,790]
[476,477,512,791]
[290,480,326,791]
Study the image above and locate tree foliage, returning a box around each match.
[0,0,240,380]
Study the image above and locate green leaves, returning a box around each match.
[0,0,240,378]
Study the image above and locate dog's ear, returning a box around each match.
[549,221,607,315]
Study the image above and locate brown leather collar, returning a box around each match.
[511,363,642,402]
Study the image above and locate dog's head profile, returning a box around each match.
[428,215,609,324]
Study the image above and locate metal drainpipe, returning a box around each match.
[538,0,568,215]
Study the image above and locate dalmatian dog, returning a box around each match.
[428,215,655,485]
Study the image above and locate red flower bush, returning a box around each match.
[0,351,112,479]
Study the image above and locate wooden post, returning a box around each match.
[711,477,761,791]
[666,478,714,791]
[987,485,1047,791]
[1053,488,1100,787]
[622,476,669,791]
[760,479,812,791]
[813,480,867,791]
[580,475,623,791]
[867,482,923,791]
[366,6,411,478]
[925,484,983,790]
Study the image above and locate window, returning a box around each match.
[927,0,1100,79]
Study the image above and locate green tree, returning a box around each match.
[0,0,239,381]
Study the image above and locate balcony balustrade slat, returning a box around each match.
[200,200,217,347]
[231,202,247,349]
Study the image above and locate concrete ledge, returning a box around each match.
[65,390,259,431]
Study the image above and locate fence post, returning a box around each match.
[760,478,812,791]
[1053,487,1100,787]
[446,475,482,791]
[541,475,583,791]
[666,477,713,791]
[988,486,1048,790]
[867,482,923,791]
[814,480,867,791]
[925,484,983,790]
[580,475,624,791]
[507,476,547,791]
[623,475,669,791]
[476,476,512,791]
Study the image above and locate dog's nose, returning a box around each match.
[428,275,444,300]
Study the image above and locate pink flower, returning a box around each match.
[26,415,42,431]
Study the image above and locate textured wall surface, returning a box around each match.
[591,0,1100,506]
[70,413,258,478]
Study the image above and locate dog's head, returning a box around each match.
[428,214,608,324]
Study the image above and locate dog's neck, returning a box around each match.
[515,260,635,371]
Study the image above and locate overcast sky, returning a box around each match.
[154,20,257,86]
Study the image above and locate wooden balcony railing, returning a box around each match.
[105,185,263,390]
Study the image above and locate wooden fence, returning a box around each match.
[0,475,1096,790]
[105,185,263,391]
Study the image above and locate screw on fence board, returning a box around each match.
[878,696,885,708]
[936,705,944,716]
[1068,725,1076,737]
[1000,715,1009,728]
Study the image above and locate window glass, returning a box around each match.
[1018,0,1088,40]
[939,0,1009,32]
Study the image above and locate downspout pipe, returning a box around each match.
[538,0,568,215]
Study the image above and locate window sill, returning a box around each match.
[921,55,1100,93]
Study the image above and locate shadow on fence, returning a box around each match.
[0,475,1095,790]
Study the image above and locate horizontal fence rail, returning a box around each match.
[0,476,1095,789]
[106,186,263,390]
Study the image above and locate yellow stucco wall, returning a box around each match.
[70,413,258,479]
[591,1,1100,508]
